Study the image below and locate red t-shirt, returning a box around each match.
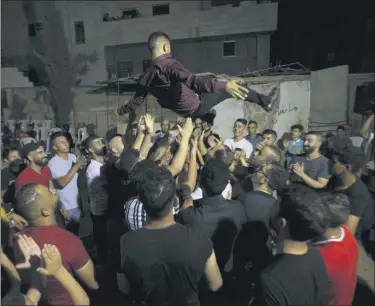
[12,225,90,306]
[15,165,52,191]
[314,226,358,306]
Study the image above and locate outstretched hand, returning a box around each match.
[37,245,63,277]
[15,235,42,269]
[225,79,249,100]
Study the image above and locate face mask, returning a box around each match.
[9,159,23,173]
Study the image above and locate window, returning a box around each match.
[28,22,43,37]
[223,41,236,57]
[122,9,140,19]
[74,21,85,44]
[153,4,170,16]
[117,62,134,78]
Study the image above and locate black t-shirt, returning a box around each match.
[343,179,374,232]
[1,167,18,204]
[120,223,212,306]
[235,192,277,272]
[176,195,246,272]
[257,246,328,306]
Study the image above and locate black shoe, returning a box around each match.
[204,109,217,124]
[244,86,277,112]
[261,87,277,112]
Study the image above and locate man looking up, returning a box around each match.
[12,183,98,305]
[48,132,86,234]
[114,32,274,121]
[290,131,330,189]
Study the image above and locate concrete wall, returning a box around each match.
[105,33,268,76]
[56,1,277,85]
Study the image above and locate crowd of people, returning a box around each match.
[1,109,375,306]
[1,30,375,306]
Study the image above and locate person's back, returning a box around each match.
[260,246,328,305]
[121,223,212,306]
[119,161,221,306]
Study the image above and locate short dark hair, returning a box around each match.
[148,31,170,51]
[83,135,100,150]
[337,125,345,131]
[137,162,176,220]
[291,124,304,132]
[129,159,155,190]
[214,145,234,166]
[14,183,40,220]
[248,120,258,126]
[2,147,19,161]
[235,118,248,126]
[275,185,329,241]
[333,146,364,174]
[119,149,141,179]
[305,131,323,143]
[50,132,66,147]
[201,158,229,196]
[266,165,290,192]
[262,129,277,138]
[318,191,350,228]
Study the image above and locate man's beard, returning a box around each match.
[304,146,315,154]
[95,146,107,156]
[35,158,49,167]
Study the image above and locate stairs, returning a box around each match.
[1,67,34,88]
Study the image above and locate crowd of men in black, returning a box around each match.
[1,109,375,306]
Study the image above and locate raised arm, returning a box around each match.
[360,114,374,140]
[180,138,198,193]
[116,87,148,117]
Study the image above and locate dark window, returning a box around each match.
[74,21,85,44]
[143,60,152,72]
[223,41,236,57]
[153,4,170,16]
[211,0,241,7]
[122,9,140,19]
[28,22,43,37]
[117,62,134,78]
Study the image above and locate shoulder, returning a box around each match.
[68,153,77,162]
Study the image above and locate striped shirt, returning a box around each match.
[124,197,146,231]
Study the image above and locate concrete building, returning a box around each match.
[2,0,278,86]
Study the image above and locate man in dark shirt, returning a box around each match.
[257,185,329,306]
[114,32,274,121]
[120,161,222,306]
[328,146,374,247]
[178,158,246,272]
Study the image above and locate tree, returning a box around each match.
[22,0,98,126]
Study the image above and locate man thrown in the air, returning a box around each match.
[114,32,274,121]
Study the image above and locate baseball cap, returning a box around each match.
[23,141,44,157]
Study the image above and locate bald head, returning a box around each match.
[148,31,171,55]
[15,183,43,220]
[263,145,281,164]
[109,135,125,157]
[15,183,59,224]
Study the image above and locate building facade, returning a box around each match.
[2,0,278,86]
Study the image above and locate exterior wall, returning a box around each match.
[105,34,265,76]
[56,1,277,85]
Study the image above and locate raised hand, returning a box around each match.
[15,235,41,269]
[37,245,63,277]
[143,114,155,134]
[177,118,194,139]
[225,79,249,100]
[137,115,147,133]
[191,137,198,154]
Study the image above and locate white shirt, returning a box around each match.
[191,183,232,200]
[223,138,253,158]
[48,153,78,211]
[86,159,108,216]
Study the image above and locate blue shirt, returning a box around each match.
[246,134,263,148]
